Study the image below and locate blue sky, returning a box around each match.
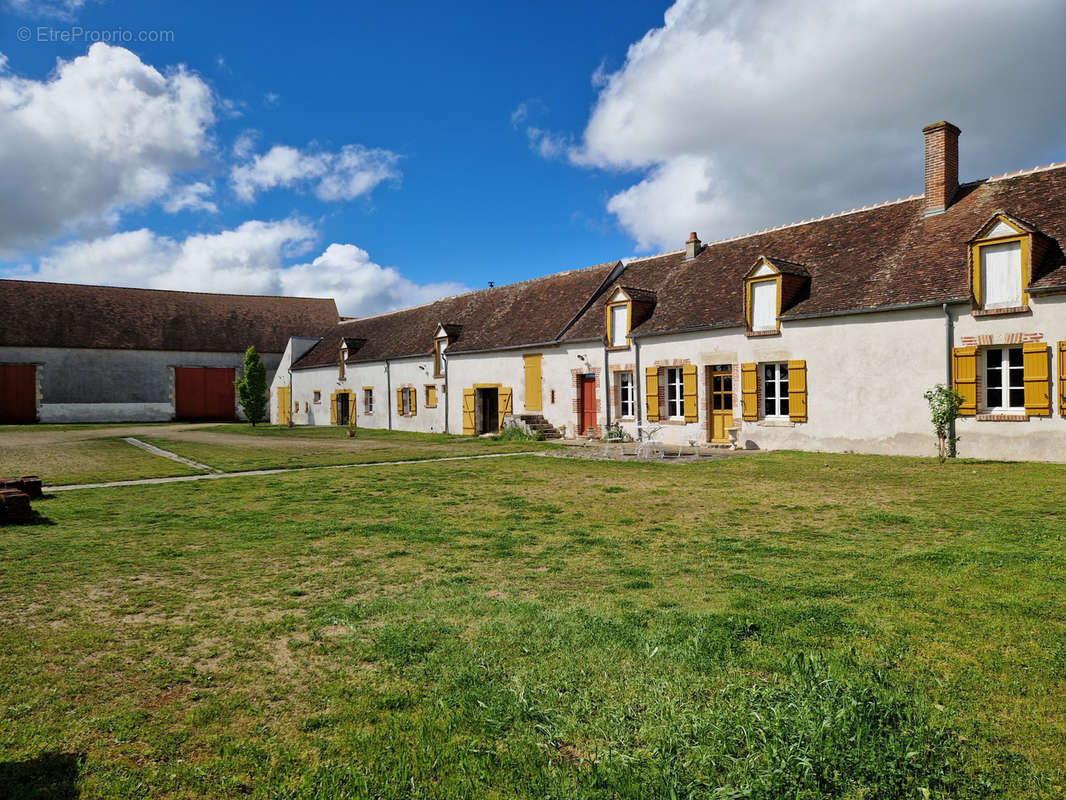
[1,0,1064,315]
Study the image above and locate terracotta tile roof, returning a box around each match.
[564,165,1066,338]
[0,280,339,353]
[293,261,621,369]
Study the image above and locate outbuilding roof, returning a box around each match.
[292,261,621,369]
[0,280,339,353]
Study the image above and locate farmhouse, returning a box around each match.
[0,281,338,423]
[272,121,1066,461]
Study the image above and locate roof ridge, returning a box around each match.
[337,259,622,325]
[982,160,1066,184]
[0,277,337,303]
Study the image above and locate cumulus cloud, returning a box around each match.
[0,43,214,252]
[26,220,466,317]
[281,244,468,317]
[231,143,401,203]
[569,0,1066,250]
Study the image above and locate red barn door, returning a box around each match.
[0,364,37,423]
[175,367,236,420]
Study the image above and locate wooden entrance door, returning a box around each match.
[579,375,597,436]
[709,367,733,442]
[0,364,37,423]
[277,386,291,425]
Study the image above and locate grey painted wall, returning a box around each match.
[0,346,282,403]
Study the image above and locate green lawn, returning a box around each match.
[1,452,1065,798]
[138,426,557,473]
[0,436,200,486]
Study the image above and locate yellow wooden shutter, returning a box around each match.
[410,387,417,415]
[329,390,338,425]
[682,364,698,422]
[1023,342,1050,416]
[426,386,437,407]
[1059,341,1066,416]
[523,354,542,411]
[277,386,290,425]
[788,360,807,422]
[462,388,475,434]
[396,388,403,416]
[952,347,977,416]
[741,363,758,421]
[645,367,659,421]
[500,386,513,430]
[971,245,982,309]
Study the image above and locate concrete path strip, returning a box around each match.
[45,451,546,492]
[122,437,221,473]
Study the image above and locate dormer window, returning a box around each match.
[743,256,809,334]
[971,214,1031,313]
[606,288,632,349]
[433,324,449,377]
[744,260,781,332]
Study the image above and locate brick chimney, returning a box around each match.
[685,231,702,260]
[922,121,960,216]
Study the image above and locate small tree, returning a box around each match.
[923,383,963,462]
[235,346,267,426]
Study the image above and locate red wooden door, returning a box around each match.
[0,364,37,423]
[579,375,597,435]
[175,367,235,420]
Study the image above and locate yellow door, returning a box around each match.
[462,388,475,435]
[523,354,542,411]
[498,386,513,430]
[709,369,733,442]
[277,386,291,425]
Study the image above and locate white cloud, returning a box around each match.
[281,244,468,316]
[26,220,466,317]
[0,43,214,251]
[162,181,217,214]
[231,143,400,203]
[570,0,1066,250]
[5,0,87,19]
[511,99,573,161]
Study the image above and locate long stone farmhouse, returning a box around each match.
[2,121,1065,461]
[270,122,1066,461]
[0,282,338,423]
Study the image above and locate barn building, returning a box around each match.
[270,121,1066,462]
[0,281,337,423]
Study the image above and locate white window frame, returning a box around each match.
[665,367,684,420]
[984,347,1025,412]
[401,388,412,416]
[750,279,779,331]
[618,372,634,418]
[979,240,1023,310]
[763,362,790,419]
[363,388,373,414]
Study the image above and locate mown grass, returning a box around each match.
[1,452,1064,798]
[138,427,557,472]
[0,436,199,485]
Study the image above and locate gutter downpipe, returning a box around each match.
[603,338,610,430]
[443,360,450,434]
[386,359,393,431]
[287,365,293,427]
[943,303,956,458]
[634,335,643,430]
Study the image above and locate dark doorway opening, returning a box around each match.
[476,387,499,434]
[336,392,350,426]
